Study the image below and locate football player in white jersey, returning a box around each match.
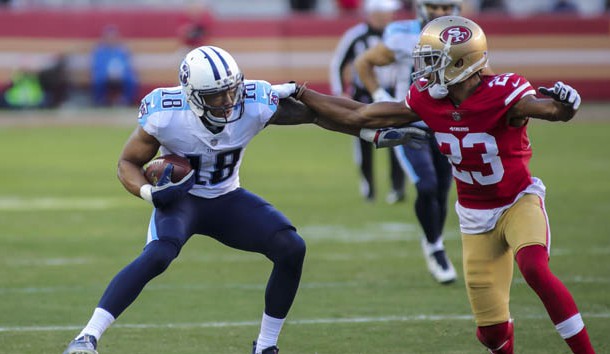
[354,0,462,284]
[61,45,425,354]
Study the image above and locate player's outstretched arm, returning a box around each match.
[268,96,368,136]
[299,87,419,128]
[509,81,581,123]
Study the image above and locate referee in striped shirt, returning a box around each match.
[329,0,406,204]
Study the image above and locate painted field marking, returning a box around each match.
[1,312,609,333]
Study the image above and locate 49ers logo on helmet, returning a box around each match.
[440,26,472,44]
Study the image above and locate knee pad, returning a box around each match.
[267,228,306,268]
[140,239,180,274]
[415,179,438,198]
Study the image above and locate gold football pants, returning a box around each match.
[461,194,549,326]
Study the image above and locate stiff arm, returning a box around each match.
[298,87,420,129]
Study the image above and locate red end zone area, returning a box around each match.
[1,10,609,101]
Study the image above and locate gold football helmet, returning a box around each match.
[411,16,488,96]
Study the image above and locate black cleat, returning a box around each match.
[252,341,279,354]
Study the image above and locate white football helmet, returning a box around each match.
[179,46,245,126]
[411,16,488,98]
[415,0,462,24]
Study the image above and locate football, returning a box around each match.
[144,154,193,185]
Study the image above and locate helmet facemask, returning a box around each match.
[412,40,452,93]
[187,73,245,127]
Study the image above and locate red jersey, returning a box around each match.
[406,74,537,209]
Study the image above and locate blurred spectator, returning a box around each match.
[553,0,578,12]
[336,0,360,12]
[90,25,138,107]
[479,0,504,11]
[502,0,604,15]
[0,68,45,109]
[177,3,213,56]
[290,0,317,12]
[38,54,70,108]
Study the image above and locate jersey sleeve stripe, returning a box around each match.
[504,82,533,106]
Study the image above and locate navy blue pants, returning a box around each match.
[98,188,306,319]
[394,135,453,244]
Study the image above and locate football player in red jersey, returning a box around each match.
[280,15,595,354]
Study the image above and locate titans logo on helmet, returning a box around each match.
[179,61,190,86]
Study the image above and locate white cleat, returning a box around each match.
[421,237,457,284]
[63,335,98,354]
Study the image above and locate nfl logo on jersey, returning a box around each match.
[270,91,279,106]
[138,101,148,117]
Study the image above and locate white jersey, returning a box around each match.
[382,19,427,128]
[137,80,278,198]
[383,19,421,100]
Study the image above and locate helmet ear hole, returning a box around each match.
[455,58,464,68]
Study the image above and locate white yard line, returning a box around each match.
[1,312,609,333]
[0,196,136,211]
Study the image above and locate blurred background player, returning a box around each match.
[329,0,407,204]
[354,0,462,283]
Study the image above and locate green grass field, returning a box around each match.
[0,109,609,353]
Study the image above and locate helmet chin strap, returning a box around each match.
[428,34,454,100]
[429,84,449,99]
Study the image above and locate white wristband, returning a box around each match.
[359,128,378,143]
[139,184,154,204]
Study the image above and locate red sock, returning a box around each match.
[565,329,595,354]
[516,245,595,354]
[476,321,514,354]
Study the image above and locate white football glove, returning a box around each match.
[372,88,396,103]
[271,82,307,99]
[271,83,297,99]
[538,81,581,110]
[359,126,429,149]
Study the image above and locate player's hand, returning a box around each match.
[538,81,581,110]
[359,126,429,149]
[372,88,396,103]
[140,164,196,208]
[271,83,297,99]
[271,82,307,99]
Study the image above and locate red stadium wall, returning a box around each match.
[1,9,609,102]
